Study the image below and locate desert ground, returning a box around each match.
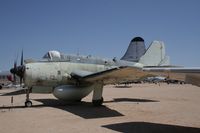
[0,83,200,133]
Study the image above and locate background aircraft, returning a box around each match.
[0,71,13,89]
[143,76,166,83]
[9,37,200,107]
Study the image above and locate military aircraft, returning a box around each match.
[10,37,200,107]
[0,71,13,89]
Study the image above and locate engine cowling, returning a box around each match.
[53,85,94,101]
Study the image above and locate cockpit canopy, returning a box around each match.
[43,50,61,60]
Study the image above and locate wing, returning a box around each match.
[71,66,200,87]
[71,66,150,84]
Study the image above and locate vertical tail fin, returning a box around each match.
[139,41,170,66]
[121,37,146,62]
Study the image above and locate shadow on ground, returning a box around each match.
[115,85,132,88]
[0,98,124,119]
[104,98,159,103]
[102,122,200,133]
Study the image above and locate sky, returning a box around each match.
[0,0,200,71]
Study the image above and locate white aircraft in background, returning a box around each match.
[0,71,13,89]
[9,37,200,107]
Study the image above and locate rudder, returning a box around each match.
[121,37,146,62]
[139,41,170,66]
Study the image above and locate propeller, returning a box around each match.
[10,50,25,86]
[19,50,24,85]
[21,49,23,66]
[13,60,17,84]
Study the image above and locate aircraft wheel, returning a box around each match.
[92,97,103,106]
[25,101,32,107]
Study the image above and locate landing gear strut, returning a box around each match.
[92,83,104,106]
[25,88,32,107]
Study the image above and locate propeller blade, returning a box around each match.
[20,50,24,86]
[14,74,16,84]
[14,61,16,68]
[13,60,17,84]
[20,77,22,86]
[21,49,23,66]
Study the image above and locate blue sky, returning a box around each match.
[0,0,200,70]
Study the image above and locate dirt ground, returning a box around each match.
[0,83,200,133]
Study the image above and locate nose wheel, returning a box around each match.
[25,88,32,107]
[25,100,32,107]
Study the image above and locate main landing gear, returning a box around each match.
[92,83,104,106]
[92,97,104,106]
[25,88,32,107]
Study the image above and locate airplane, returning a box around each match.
[9,37,200,107]
[0,71,13,89]
[143,76,166,83]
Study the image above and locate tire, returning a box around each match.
[92,97,103,106]
[25,101,32,107]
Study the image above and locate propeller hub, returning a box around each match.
[10,65,25,77]
[10,68,16,74]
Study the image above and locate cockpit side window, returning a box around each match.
[43,51,61,61]
[43,52,51,60]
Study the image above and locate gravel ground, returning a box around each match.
[0,83,200,133]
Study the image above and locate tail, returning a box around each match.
[121,37,146,62]
[139,41,170,66]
